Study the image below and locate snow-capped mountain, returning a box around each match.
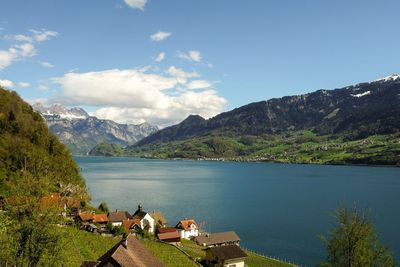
[32,103,89,120]
[33,103,158,154]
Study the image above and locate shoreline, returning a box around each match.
[74,154,400,169]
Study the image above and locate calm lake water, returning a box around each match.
[75,156,400,266]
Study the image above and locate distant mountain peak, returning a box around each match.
[33,103,88,120]
[373,74,400,83]
[33,103,159,154]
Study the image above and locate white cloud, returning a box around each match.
[186,79,213,90]
[26,97,48,106]
[0,50,15,69]
[0,79,14,88]
[14,34,33,42]
[166,66,200,84]
[150,31,172,42]
[0,29,57,70]
[11,43,36,57]
[154,52,165,62]
[39,61,54,68]
[29,29,59,42]
[123,0,147,10]
[178,50,202,62]
[18,82,30,88]
[54,67,226,127]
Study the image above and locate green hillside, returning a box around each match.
[0,88,87,198]
[0,87,89,265]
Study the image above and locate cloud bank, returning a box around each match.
[54,67,226,127]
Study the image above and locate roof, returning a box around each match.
[79,212,94,221]
[157,231,181,241]
[206,245,247,261]
[157,227,178,234]
[97,234,165,267]
[176,219,197,230]
[195,231,240,246]
[122,218,141,232]
[108,211,131,223]
[88,224,98,229]
[131,204,150,220]
[93,214,109,223]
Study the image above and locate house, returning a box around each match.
[39,193,81,217]
[86,234,165,267]
[108,210,131,227]
[195,231,240,247]
[205,245,247,267]
[93,214,109,232]
[122,218,141,233]
[78,212,94,227]
[131,205,155,233]
[175,219,199,239]
[156,227,181,244]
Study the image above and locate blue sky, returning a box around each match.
[0,0,399,126]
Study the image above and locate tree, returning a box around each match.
[319,206,394,267]
[151,211,167,229]
[98,202,109,213]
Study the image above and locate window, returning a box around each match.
[228,265,236,267]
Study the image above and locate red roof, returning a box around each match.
[93,214,109,223]
[157,231,181,241]
[157,227,178,234]
[177,219,197,230]
[79,212,94,221]
[122,218,141,232]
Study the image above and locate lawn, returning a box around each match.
[140,239,199,267]
[58,226,120,266]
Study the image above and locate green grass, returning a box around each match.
[140,239,198,267]
[180,239,295,267]
[127,132,400,166]
[58,226,120,266]
[245,251,296,267]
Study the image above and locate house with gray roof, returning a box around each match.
[195,231,240,247]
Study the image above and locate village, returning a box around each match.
[43,193,251,267]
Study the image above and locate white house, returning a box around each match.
[175,219,199,239]
[108,210,131,227]
[131,204,155,233]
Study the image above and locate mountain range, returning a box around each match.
[32,103,158,155]
[125,74,400,165]
[137,74,400,146]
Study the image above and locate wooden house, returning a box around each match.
[205,245,247,267]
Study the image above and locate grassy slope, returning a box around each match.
[59,227,120,266]
[180,239,295,267]
[129,132,400,166]
[140,239,198,267]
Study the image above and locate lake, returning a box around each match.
[75,156,400,266]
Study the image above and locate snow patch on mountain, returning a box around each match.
[351,91,371,98]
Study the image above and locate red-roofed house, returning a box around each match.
[156,227,181,244]
[122,218,141,233]
[175,219,199,239]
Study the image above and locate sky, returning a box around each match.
[0,0,399,127]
